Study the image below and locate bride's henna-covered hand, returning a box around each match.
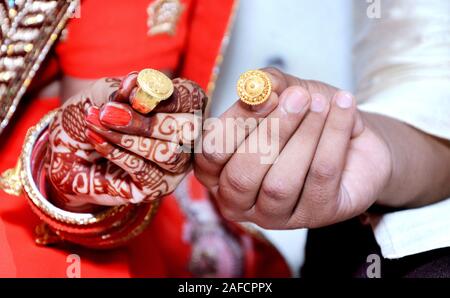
[48,73,207,210]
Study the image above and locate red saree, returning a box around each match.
[0,0,290,277]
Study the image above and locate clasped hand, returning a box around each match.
[48,73,207,210]
[195,68,393,229]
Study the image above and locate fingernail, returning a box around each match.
[86,107,107,130]
[100,103,132,126]
[335,92,354,109]
[85,129,107,146]
[281,88,309,114]
[310,93,327,113]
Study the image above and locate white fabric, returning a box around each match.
[369,199,450,259]
[355,0,450,140]
[354,0,450,259]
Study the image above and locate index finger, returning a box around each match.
[194,67,301,187]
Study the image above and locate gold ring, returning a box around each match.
[133,68,174,114]
[132,87,162,114]
[237,70,272,105]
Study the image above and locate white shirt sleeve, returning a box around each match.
[353,0,450,259]
[369,199,450,259]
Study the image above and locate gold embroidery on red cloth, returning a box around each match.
[147,0,184,36]
[0,0,78,135]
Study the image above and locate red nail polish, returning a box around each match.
[86,106,107,129]
[85,129,107,146]
[100,104,132,126]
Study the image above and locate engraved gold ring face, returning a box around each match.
[237,70,272,105]
[133,69,174,114]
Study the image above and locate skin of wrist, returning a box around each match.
[362,112,450,208]
[360,112,402,207]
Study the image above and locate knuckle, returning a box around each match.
[220,167,256,194]
[309,162,338,185]
[260,180,292,202]
[201,149,227,167]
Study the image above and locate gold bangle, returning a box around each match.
[18,110,124,225]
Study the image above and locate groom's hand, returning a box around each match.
[194,68,392,229]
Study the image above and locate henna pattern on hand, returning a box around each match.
[119,135,191,173]
[61,100,90,143]
[154,78,208,113]
[105,77,122,88]
[47,76,205,208]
